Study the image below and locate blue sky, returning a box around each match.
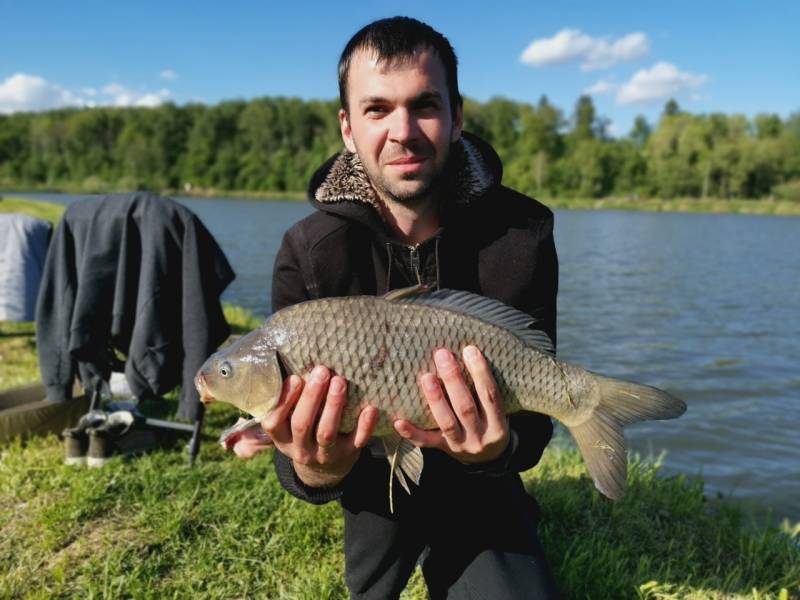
[2,0,798,136]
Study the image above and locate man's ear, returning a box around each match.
[450,102,463,143]
[339,109,357,153]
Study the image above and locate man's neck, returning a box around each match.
[377,193,441,246]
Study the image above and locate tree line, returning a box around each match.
[1,95,798,200]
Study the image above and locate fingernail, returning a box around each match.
[435,349,454,366]
[422,374,438,392]
[311,366,328,383]
[329,377,345,394]
[463,345,479,363]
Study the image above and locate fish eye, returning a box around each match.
[219,361,233,378]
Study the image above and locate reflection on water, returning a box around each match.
[13,193,800,521]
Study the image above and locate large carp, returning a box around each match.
[196,287,686,507]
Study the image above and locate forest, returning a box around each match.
[1,95,799,201]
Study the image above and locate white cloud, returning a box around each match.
[160,69,178,81]
[101,83,171,107]
[584,79,616,96]
[617,62,707,105]
[520,29,649,71]
[0,73,85,113]
[0,74,173,113]
[135,89,171,107]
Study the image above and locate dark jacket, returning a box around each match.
[270,132,559,505]
[36,192,235,420]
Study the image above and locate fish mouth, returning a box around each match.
[194,372,216,405]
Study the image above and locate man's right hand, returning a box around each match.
[260,365,379,489]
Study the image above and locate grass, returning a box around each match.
[0,322,40,390]
[0,424,797,598]
[0,196,66,222]
[2,311,798,598]
[544,196,800,216]
[1,197,799,598]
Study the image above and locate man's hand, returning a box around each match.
[260,365,379,488]
[393,346,510,465]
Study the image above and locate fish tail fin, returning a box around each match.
[566,375,686,500]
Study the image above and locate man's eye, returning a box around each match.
[415,100,440,112]
[366,106,386,115]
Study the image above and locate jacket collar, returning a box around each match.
[311,132,501,214]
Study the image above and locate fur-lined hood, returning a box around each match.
[306,131,503,230]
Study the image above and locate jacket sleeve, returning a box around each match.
[177,216,235,421]
[270,226,347,504]
[464,214,559,477]
[35,218,77,402]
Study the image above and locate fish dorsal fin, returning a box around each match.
[381,433,424,514]
[393,288,555,356]
[381,284,430,301]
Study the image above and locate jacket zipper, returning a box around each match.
[408,244,422,285]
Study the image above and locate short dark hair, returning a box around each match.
[338,16,462,117]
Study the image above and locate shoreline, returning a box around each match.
[3,187,800,216]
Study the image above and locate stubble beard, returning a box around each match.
[372,169,438,208]
[368,145,452,209]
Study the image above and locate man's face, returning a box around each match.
[339,47,463,207]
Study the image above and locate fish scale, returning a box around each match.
[270,296,571,436]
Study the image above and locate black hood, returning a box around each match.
[305,131,503,234]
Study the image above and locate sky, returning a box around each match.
[2,0,798,136]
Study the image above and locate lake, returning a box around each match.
[11,191,800,522]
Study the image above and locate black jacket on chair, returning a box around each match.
[36,192,235,420]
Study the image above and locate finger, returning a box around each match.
[419,371,462,442]
[261,375,302,445]
[315,375,348,450]
[394,419,444,449]
[290,366,330,445]
[433,349,480,433]
[350,405,379,449]
[462,345,505,431]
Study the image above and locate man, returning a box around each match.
[234,17,560,599]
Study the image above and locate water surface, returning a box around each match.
[13,192,800,521]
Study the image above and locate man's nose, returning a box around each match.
[388,108,420,143]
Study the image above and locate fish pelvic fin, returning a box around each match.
[381,433,424,514]
[567,375,686,500]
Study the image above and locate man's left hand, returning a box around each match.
[393,346,510,464]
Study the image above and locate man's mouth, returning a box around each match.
[386,155,427,172]
[387,155,426,165]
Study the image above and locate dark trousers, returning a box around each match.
[340,455,560,599]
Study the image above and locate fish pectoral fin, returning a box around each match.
[218,417,261,448]
[381,433,424,513]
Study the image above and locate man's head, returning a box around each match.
[337,17,463,207]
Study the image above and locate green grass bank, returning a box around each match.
[1,197,798,597]
[2,310,798,598]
